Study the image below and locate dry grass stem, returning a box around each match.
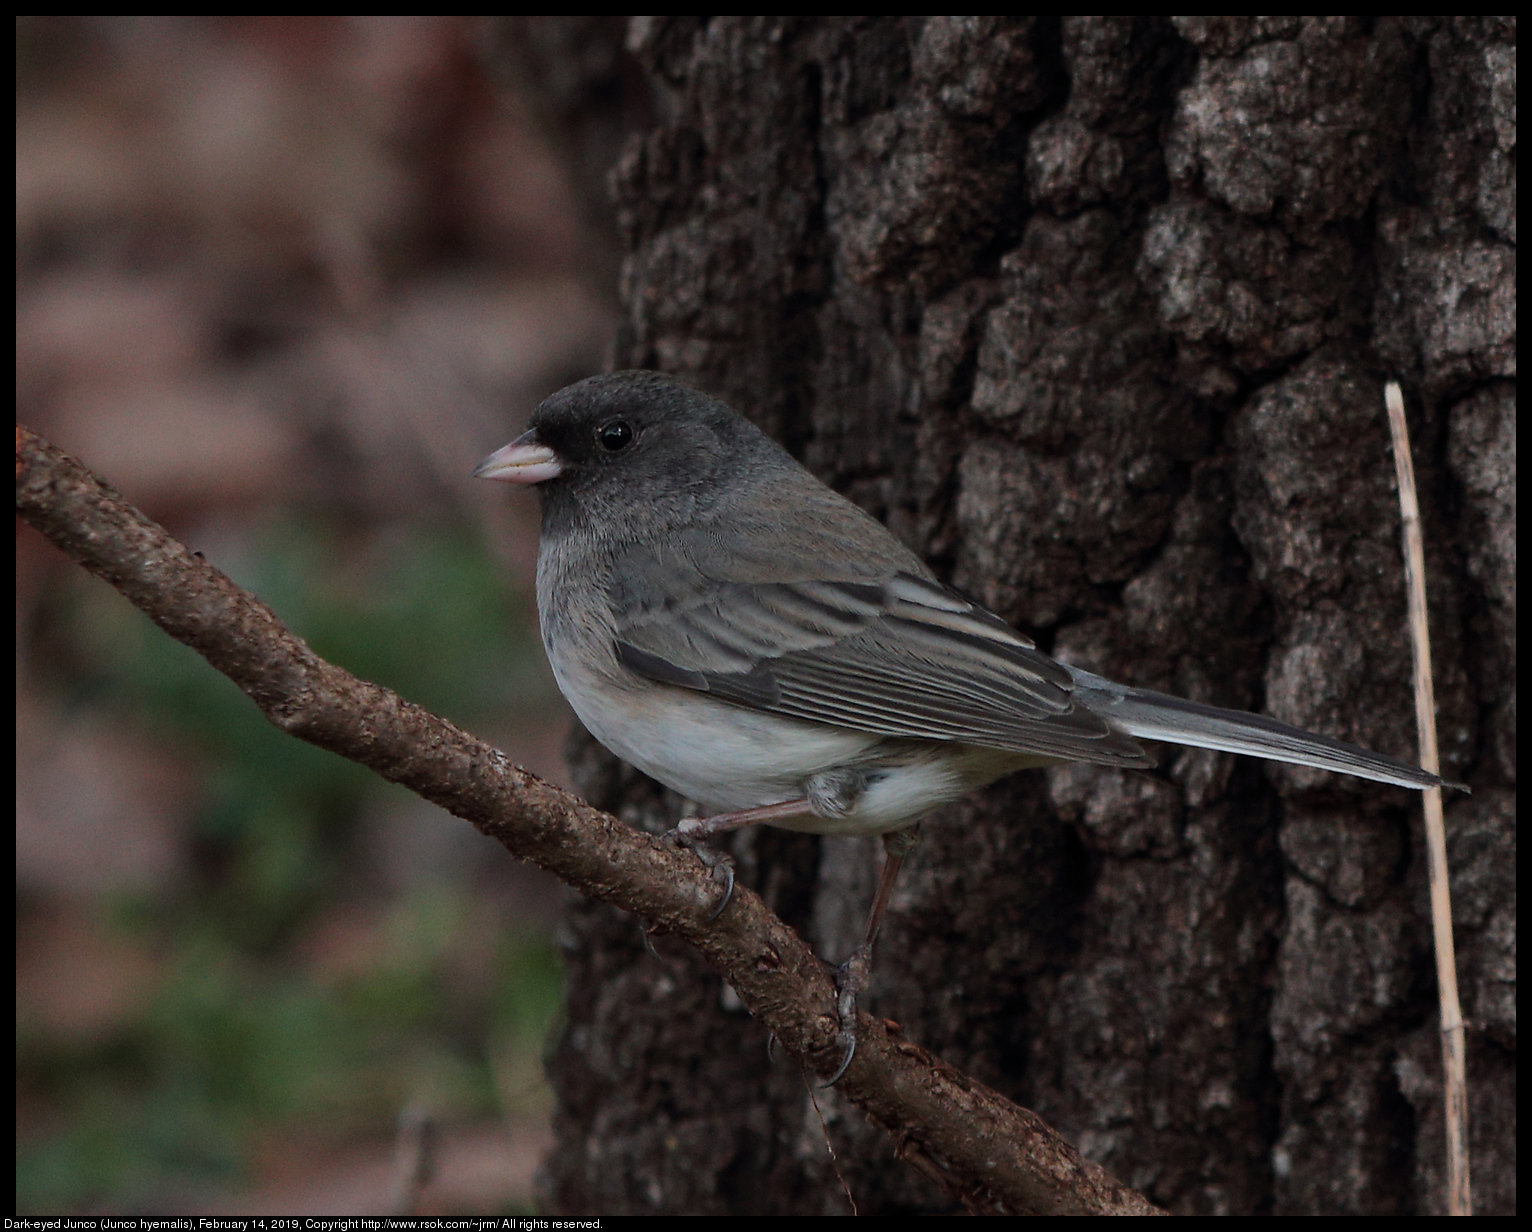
[1383,380,1470,1216]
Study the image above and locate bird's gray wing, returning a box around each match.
[608,540,1153,768]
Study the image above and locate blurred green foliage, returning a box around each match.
[17,516,565,1213]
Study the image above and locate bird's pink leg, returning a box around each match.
[827,824,921,1085]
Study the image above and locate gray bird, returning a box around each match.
[475,369,1458,1082]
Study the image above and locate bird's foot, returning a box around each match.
[662,820,736,921]
[825,942,872,1086]
[660,799,814,922]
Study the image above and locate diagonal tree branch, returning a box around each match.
[16,422,1164,1216]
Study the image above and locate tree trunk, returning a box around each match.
[531,17,1514,1215]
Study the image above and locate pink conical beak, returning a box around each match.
[472,429,563,484]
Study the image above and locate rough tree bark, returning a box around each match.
[521,17,1513,1215]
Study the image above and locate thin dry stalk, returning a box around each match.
[1383,381,1470,1216]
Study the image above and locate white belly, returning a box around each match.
[555,646,880,811]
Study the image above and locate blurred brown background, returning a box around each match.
[16,15,634,1214]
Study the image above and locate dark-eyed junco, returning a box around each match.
[476,369,1458,1080]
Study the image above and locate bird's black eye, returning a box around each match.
[598,418,634,451]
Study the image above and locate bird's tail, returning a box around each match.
[1067,667,1463,792]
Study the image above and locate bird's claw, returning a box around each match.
[822,943,872,1087]
[662,825,736,921]
[825,1034,856,1087]
[638,921,668,962]
[706,857,735,921]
